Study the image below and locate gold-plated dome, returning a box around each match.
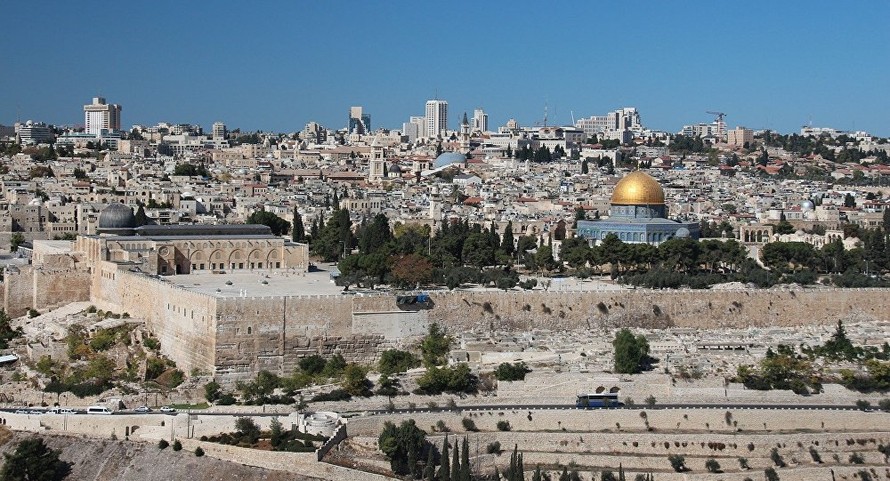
[610,171,665,205]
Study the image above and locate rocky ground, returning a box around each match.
[0,427,322,481]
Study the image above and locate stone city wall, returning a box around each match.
[2,267,34,317]
[91,263,219,375]
[421,288,890,331]
[63,265,890,382]
[214,295,383,381]
[31,267,91,312]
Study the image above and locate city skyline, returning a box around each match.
[2,1,889,136]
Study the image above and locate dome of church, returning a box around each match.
[610,171,665,205]
[98,202,136,230]
[433,152,466,169]
[388,163,403,174]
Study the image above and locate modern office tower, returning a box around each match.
[472,108,488,133]
[425,100,448,139]
[83,97,122,135]
[212,122,227,140]
[348,106,371,134]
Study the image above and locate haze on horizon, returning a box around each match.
[1,1,888,136]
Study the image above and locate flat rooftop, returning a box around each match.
[166,266,343,298]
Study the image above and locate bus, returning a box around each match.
[575,392,620,408]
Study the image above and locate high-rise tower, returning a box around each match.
[424,100,448,139]
[83,97,121,135]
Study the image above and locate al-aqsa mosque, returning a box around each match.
[576,170,699,245]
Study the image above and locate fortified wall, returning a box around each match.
[11,249,890,383]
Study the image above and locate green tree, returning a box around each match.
[342,363,371,397]
[613,328,652,374]
[494,362,531,381]
[378,419,428,476]
[246,210,291,237]
[420,323,452,367]
[10,232,25,252]
[462,232,495,268]
[668,454,686,472]
[133,205,149,226]
[235,417,261,444]
[0,309,23,349]
[501,221,515,256]
[705,458,721,473]
[438,435,450,481]
[204,381,221,402]
[379,349,420,375]
[0,437,71,481]
[291,208,306,242]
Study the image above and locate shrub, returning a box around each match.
[738,457,750,469]
[764,467,780,481]
[309,389,351,402]
[496,420,511,431]
[770,448,786,467]
[878,398,890,412]
[462,417,478,432]
[645,395,657,408]
[705,458,721,473]
[28,308,39,318]
[435,420,449,432]
[194,447,204,457]
[486,441,502,455]
[849,452,864,464]
[668,454,686,472]
[172,440,182,451]
[494,362,531,381]
[143,337,160,351]
[855,399,872,411]
[158,439,169,449]
[378,349,419,375]
[809,446,822,463]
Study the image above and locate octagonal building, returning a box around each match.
[576,170,699,245]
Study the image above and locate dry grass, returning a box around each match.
[0,426,13,446]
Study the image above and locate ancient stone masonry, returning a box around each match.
[5,238,890,382]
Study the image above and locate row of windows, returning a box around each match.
[194,262,282,270]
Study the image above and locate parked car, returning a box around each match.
[159,406,176,413]
[134,406,152,413]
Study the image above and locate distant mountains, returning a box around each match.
[0,124,14,137]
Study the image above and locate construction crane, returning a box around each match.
[706,110,726,140]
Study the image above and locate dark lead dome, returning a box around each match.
[388,163,403,174]
[98,203,136,232]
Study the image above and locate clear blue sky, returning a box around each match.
[2,1,889,136]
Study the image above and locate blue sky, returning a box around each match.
[2,1,889,136]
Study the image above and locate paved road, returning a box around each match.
[1,402,875,417]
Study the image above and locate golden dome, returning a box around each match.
[610,171,665,205]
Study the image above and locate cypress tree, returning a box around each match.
[424,448,436,481]
[450,438,460,481]
[292,208,305,242]
[501,221,515,255]
[460,436,471,481]
[438,436,450,481]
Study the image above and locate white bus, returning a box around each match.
[86,406,112,414]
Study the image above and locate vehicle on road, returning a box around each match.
[14,409,27,414]
[60,408,76,414]
[576,392,621,408]
[134,406,152,413]
[86,406,112,415]
[159,406,176,413]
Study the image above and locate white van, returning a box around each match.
[86,406,111,414]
